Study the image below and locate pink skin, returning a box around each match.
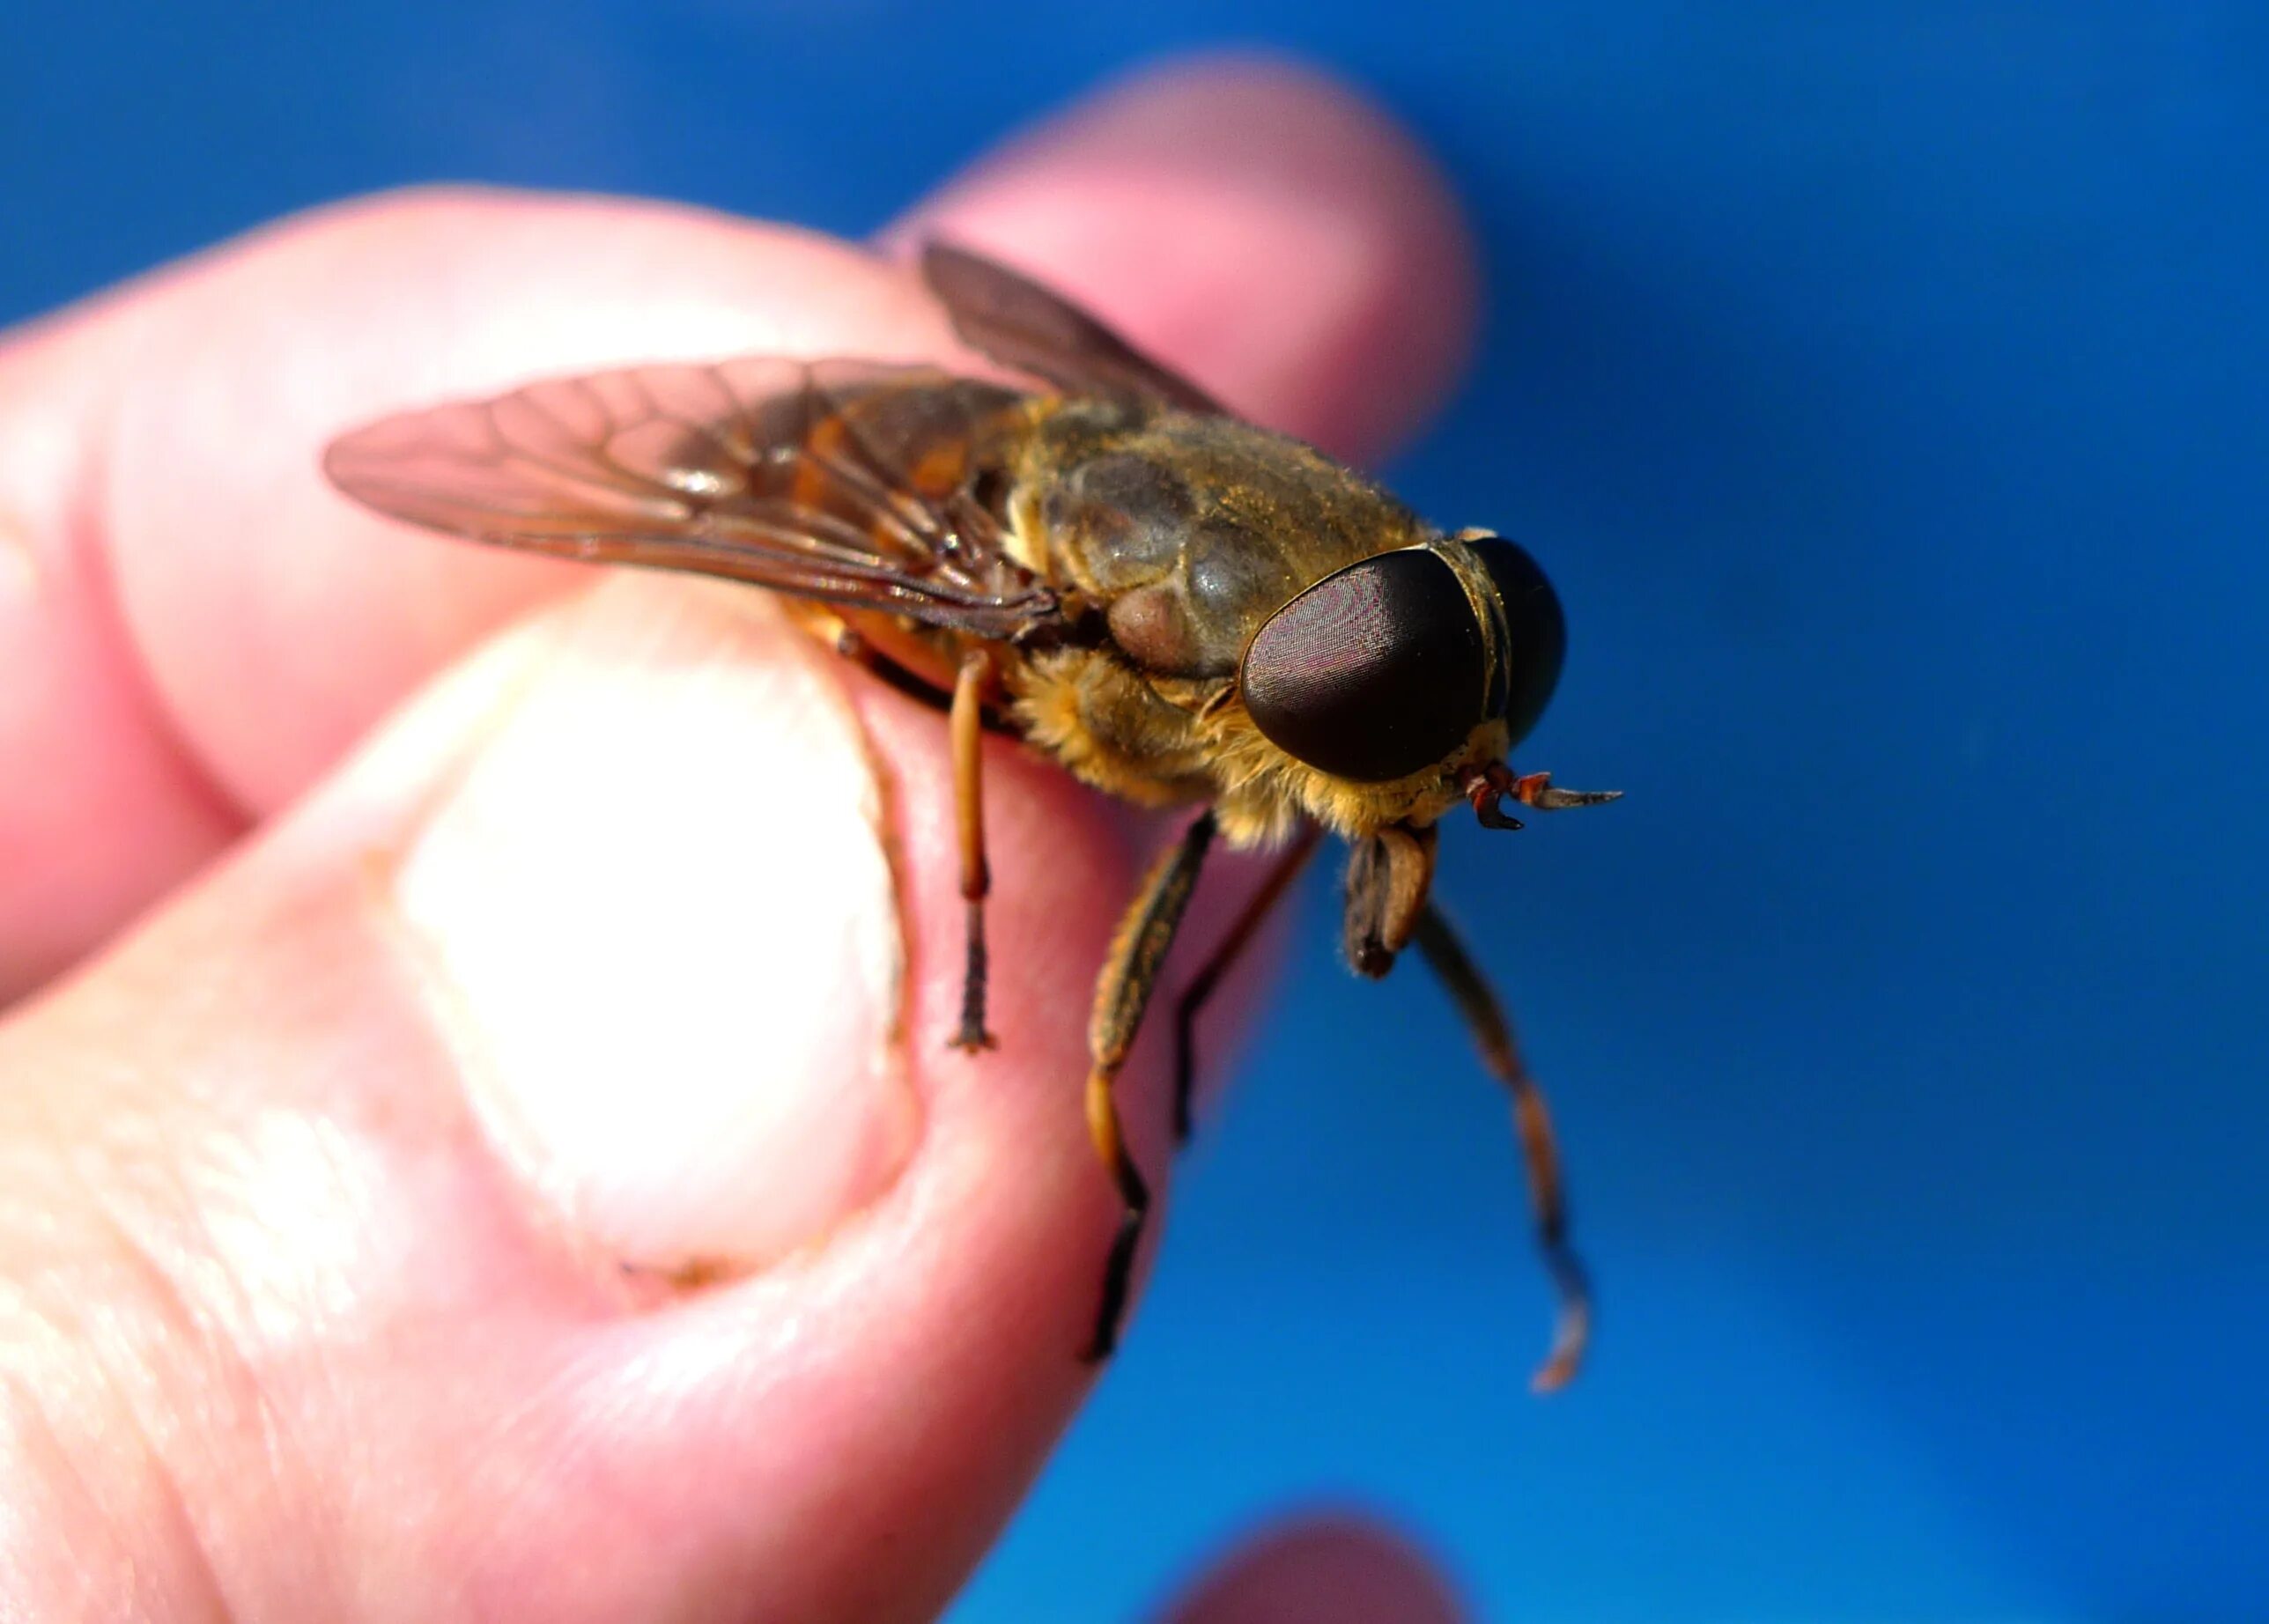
[0,57,1480,1623]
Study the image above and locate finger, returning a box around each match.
[0,56,1475,1001]
[1163,1514,1471,1624]
[896,54,1477,462]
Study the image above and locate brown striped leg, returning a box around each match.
[948,648,996,1052]
[1410,902,1593,1392]
[1171,823,1322,1145]
[1083,809,1217,1362]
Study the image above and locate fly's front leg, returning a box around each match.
[1171,823,1321,1145]
[1410,902,1593,1392]
[1084,809,1217,1361]
[949,647,998,1052]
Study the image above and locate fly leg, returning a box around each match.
[1410,902,1592,1391]
[824,616,1024,732]
[949,647,998,1052]
[1171,823,1321,1145]
[1084,809,1217,1360]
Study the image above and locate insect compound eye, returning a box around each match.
[1468,535,1568,746]
[1240,548,1488,783]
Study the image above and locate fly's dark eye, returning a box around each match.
[1240,549,1486,782]
[1469,535,1567,745]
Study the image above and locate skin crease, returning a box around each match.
[0,56,1488,1624]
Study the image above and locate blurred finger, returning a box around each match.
[1164,1513,1471,1624]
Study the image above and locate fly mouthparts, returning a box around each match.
[1521,780,1623,811]
[1461,764,1524,829]
[1464,764,1622,828]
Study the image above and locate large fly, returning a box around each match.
[324,243,1619,1388]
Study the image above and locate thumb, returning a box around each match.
[2,571,1146,1620]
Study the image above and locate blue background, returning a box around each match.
[10,4,2265,1619]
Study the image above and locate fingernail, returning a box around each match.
[392,574,914,1274]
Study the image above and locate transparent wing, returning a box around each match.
[323,358,1063,639]
[921,241,1224,415]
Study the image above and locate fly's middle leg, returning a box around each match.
[1083,808,1216,1360]
[1171,823,1320,1145]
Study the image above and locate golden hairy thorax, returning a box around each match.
[992,397,1489,847]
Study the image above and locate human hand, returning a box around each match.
[0,58,1476,1620]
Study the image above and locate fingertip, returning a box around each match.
[906,53,1480,461]
[1164,1511,1472,1624]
